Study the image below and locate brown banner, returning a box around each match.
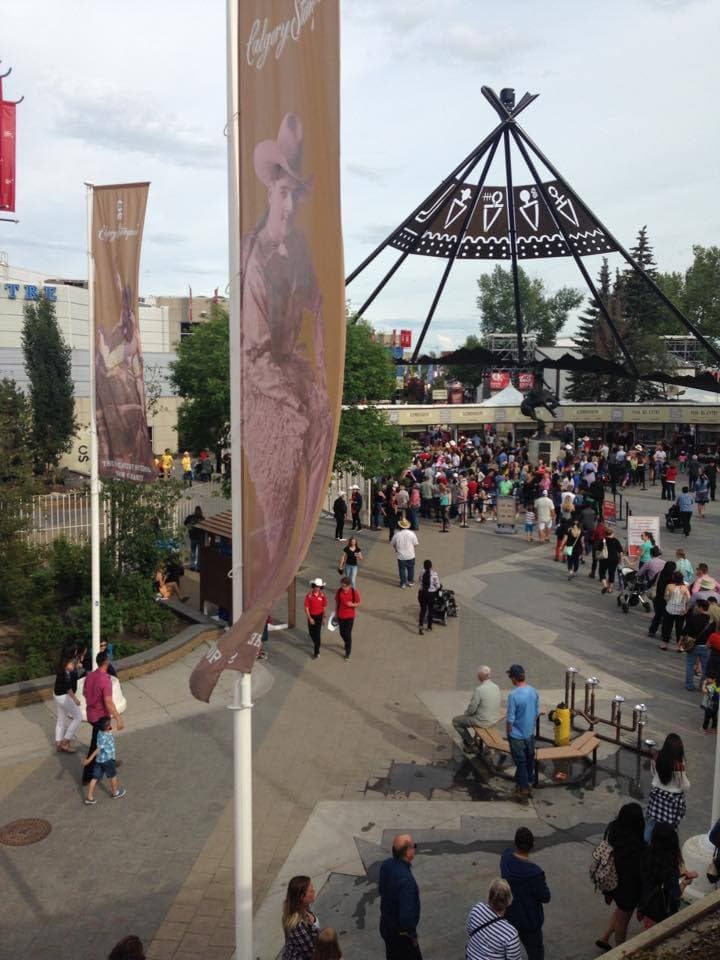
[190,1,344,701]
[92,183,155,482]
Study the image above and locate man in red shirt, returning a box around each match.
[304,578,328,659]
[335,576,361,662]
[82,651,124,784]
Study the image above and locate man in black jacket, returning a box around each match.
[378,833,422,959]
[333,491,347,541]
[500,827,551,960]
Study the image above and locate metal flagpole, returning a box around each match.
[226,2,253,958]
[85,183,101,667]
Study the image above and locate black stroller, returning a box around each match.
[616,566,652,615]
[431,586,458,625]
[666,503,684,533]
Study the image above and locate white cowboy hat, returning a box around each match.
[310,578,326,588]
[327,614,339,632]
[253,113,312,192]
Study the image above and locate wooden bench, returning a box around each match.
[472,725,511,754]
[472,725,600,786]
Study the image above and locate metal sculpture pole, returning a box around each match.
[501,127,525,367]
[411,131,502,360]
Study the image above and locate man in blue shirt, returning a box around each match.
[379,833,422,959]
[676,486,694,537]
[506,664,540,805]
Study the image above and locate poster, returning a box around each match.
[626,515,661,559]
[92,183,155,482]
[496,496,517,527]
[190,0,344,701]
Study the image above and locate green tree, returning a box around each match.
[169,304,230,453]
[476,265,583,345]
[343,313,396,403]
[658,244,720,350]
[103,477,184,578]
[446,334,485,388]
[334,406,412,478]
[21,294,77,475]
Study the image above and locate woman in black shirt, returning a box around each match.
[53,648,82,753]
[599,530,624,595]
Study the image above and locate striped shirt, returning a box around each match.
[465,902,521,960]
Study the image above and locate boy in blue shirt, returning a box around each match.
[83,715,126,804]
[506,664,540,805]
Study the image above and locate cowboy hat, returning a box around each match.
[310,578,326,588]
[254,113,312,192]
[699,577,717,591]
[398,518,411,529]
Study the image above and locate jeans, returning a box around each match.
[381,933,423,960]
[397,558,416,586]
[686,644,709,688]
[509,735,535,789]
[680,510,692,536]
[408,507,419,530]
[82,719,107,784]
[335,516,345,539]
[373,505,383,529]
[517,927,544,960]
[344,564,358,588]
[644,817,658,844]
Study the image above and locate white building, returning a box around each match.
[0,259,182,473]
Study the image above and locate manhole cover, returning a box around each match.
[0,818,52,846]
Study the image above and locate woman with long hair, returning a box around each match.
[281,875,318,960]
[595,802,647,952]
[637,823,696,929]
[310,928,342,960]
[644,734,689,843]
[53,646,83,753]
[339,536,363,589]
[560,518,584,580]
[648,560,676,637]
[660,572,690,650]
[418,558,440,635]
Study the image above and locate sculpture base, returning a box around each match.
[528,437,562,466]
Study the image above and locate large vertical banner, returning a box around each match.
[0,100,16,212]
[92,183,155,482]
[190,1,344,701]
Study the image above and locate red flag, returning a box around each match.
[0,101,17,212]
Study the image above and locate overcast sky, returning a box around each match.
[1,0,718,351]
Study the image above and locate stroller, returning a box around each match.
[617,567,652,615]
[666,503,684,533]
[431,586,458,625]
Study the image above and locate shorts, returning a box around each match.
[538,520,550,531]
[524,523,535,533]
[91,759,117,780]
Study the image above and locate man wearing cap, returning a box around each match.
[533,490,555,544]
[304,578,328,659]
[391,518,419,588]
[333,491,348,541]
[506,664,540,804]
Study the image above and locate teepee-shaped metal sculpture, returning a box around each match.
[346,86,720,374]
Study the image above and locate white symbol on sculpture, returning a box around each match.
[548,184,579,227]
[483,190,504,232]
[416,184,455,224]
[518,187,539,231]
[444,187,473,230]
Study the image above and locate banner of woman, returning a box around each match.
[91,183,156,482]
[0,91,16,211]
[190,0,344,701]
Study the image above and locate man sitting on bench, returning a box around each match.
[453,665,502,754]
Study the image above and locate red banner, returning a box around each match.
[518,372,535,390]
[0,101,16,212]
[490,370,510,390]
[400,329,412,348]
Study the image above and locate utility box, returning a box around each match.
[528,437,562,466]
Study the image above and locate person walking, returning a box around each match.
[589,516,609,579]
[599,528,623,595]
[595,802,647,952]
[184,505,205,571]
[82,715,127,804]
[335,577,360,662]
[378,833,422,960]
[644,734,689,843]
[560,518,584,580]
[350,485,363,530]
[281,876,319,960]
[637,824,696,930]
[391,518,419,588]
[647,561,676,637]
[676,486,694,537]
[695,471,710,518]
[682,598,712,691]
[417,559,440,635]
[339,536,363,588]
[452,666,502,754]
[500,827,550,960]
[53,647,83,753]
[438,484,450,532]
[506,664,540,805]
[181,451,193,487]
[533,490,555,544]
[466,879,522,960]
[82,651,124,785]
[659,572,690,650]
[304,579,327,660]
[663,463,678,501]
[333,492,348,541]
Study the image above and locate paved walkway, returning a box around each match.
[1,485,718,959]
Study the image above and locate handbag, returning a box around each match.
[564,545,574,556]
[599,540,609,560]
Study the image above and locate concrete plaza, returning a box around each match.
[0,482,718,959]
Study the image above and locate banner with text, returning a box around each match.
[191,0,344,700]
[92,183,155,482]
[0,101,16,212]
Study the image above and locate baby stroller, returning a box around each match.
[666,503,683,533]
[616,567,652,615]
[431,586,458,625]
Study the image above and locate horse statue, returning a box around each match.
[520,386,559,436]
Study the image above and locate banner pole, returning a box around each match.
[226,3,253,959]
[86,183,101,667]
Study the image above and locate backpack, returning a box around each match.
[589,839,618,894]
[638,875,675,923]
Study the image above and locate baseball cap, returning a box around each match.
[507,664,525,679]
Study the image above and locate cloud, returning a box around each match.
[419,25,536,65]
[146,231,187,246]
[436,333,456,352]
[9,236,84,254]
[48,81,223,170]
[349,223,398,245]
[345,161,400,183]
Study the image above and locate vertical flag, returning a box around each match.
[190,1,344,701]
[188,284,193,324]
[92,183,155,481]
[0,99,16,212]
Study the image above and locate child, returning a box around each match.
[524,506,536,542]
[702,676,720,734]
[83,716,126,804]
[548,701,572,781]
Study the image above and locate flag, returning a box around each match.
[188,285,193,324]
[190,0,344,701]
[91,183,155,482]
[0,100,16,212]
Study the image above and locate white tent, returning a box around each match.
[480,383,524,407]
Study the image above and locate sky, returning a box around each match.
[1,0,718,353]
